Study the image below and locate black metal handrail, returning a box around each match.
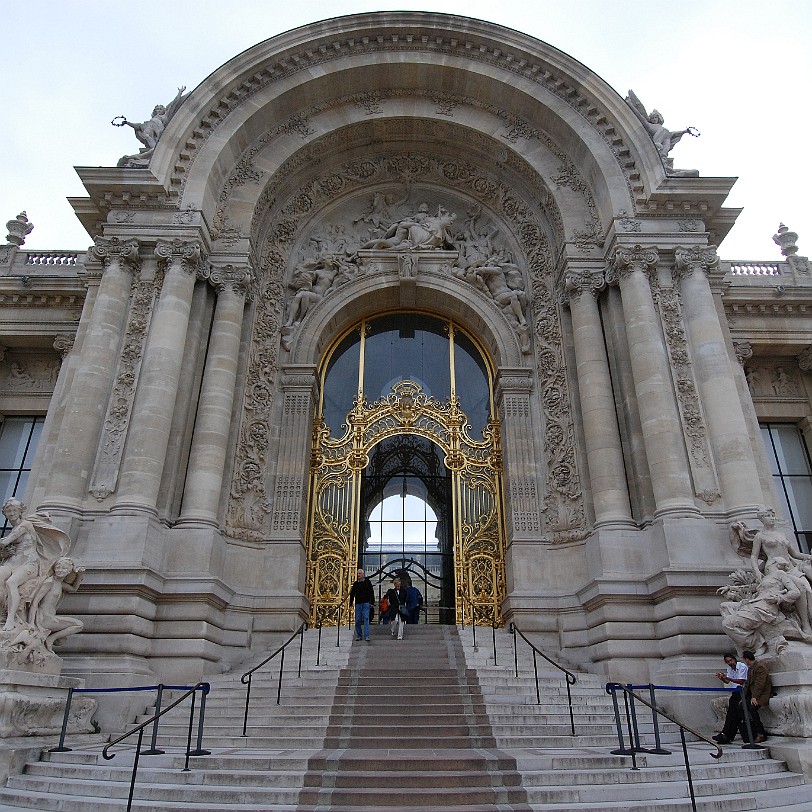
[457,592,498,664]
[606,683,722,812]
[102,682,210,812]
[240,620,307,735]
[509,623,577,735]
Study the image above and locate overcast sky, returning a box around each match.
[2,1,809,260]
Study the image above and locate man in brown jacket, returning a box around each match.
[739,650,771,743]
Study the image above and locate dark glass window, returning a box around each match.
[362,313,450,402]
[761,423,812,554]
[323,331,361,436]
[453,330,491,437]
[321,313,491,440]
[0,416,44,536]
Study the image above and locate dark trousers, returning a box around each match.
[731,694,766,742]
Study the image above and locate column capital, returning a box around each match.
[91,236,140,271]
[495,367,533,401]
[53,334,74,359]
[674,245,720,280]
[734,340,754,366]
[607,244,659,283]
[280,364,318,392]
[562,269,605,305]
[208,263,255,298]
[155,238,203,275]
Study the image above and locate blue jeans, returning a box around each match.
[354,602,370,640]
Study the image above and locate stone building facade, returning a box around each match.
[1,12,811,696]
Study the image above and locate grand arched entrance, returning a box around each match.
[304,311,506,626]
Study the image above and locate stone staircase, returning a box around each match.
[0,623,809,810]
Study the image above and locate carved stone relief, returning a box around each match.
[226,148,586,545]
[745,360,804,399]
[0,352,59,394]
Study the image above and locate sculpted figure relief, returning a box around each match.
[115,86,188,168]
[361,204,457,250]
[720,558,806,659]
[625,89,699,178]
[724,507,812,658]
[0,498,83,665]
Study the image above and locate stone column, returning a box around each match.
[178,264,253,525]
[45,238,139,508]
[609,245,697,516]
[563,269,633,526]
[675,246,763,514]
[115,240,202,512]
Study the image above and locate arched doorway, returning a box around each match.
[305,311,506,626]
[361,436,453,623]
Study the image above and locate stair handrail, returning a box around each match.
[606,682,722,812]
[456,592,498,663]
[240,620,307,735]
[102,682,210,812]
[509,622,577,735]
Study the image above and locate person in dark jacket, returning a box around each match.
[405,583,423,625]
[348,568,375,643]
[737,650,772,743]
[385,577,408,640]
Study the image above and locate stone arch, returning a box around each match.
[143,13,664,243]
[287,268,524,372]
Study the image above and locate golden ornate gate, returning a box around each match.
[305,320,506,626]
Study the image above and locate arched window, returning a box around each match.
[321,312,493,437]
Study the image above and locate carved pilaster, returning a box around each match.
[269,366,318,539]
[496,369,541,540]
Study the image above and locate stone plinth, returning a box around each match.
[0,650,95,739]
[762,643,812,738]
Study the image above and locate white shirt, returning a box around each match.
[726,661,748,681]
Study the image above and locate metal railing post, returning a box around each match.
[532,651,540,705]
[565,675,575,737]
[183,689,197,772]
[647,684,670,754]
[297,622,306,678]
[141,684,165,755]
[626,683,644,753]
[608,684,632,755]
[622,690,640,770]
[188,684,211,756]
[679,727,698,812]
[49,686,74,753]
[317,621,323,666]
[739,688,764,750]
[276,648,286,705]
[242,673,252,736]
[491,622,497,665]
[126,727,144,812]
[511,623,518,678]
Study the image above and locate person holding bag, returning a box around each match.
[385,577,408,640]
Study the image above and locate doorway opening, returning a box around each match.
[360,436,455,623]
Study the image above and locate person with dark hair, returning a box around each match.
[385,577,408,640]
[739,650,771,743]
[712,652,748,744]
[349,568,374,643]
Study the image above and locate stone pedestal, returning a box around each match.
[0,650,95,739]
[761,643,812,738]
